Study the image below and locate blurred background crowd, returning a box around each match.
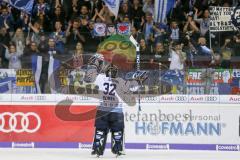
[0,0,240,94]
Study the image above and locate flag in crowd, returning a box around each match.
[94,23,107,37]
[103,0,120,17]
[117,23,130,35]
[154,0,175,23]
[48,56,60,94]
[2,0,34,14]
[32,55,42,94]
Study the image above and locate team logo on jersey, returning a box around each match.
[231,5,240,30]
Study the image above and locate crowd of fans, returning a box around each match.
[0,0,240,72]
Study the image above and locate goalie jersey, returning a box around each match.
[94,73,124,113]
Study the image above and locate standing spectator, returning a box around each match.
[183,14,199,41]
[196,37,214,67]
[98,4,115,24]
[194,8,210,37]
[70,0,81,20]
[51,6,65,31]
[12,28,25,49]
[36,12,51,32]
[0,6,14,35]
[33,0,50,18]
[139,38,152,69]
[118,2,132,22]
[51,21,66,54]
[80,5,91,20]
[47,37,61,55]
[168,20,182,42]
[220,37,234,68]
[131,0,144,30]
[0,26,11,68]
[22,41,40,68]
[82,20,100,53]
[17,12,31,33]
[66,19,85,50]
[141,12,154,45]
[142,0,154,15]
[5,43,23,69]
[130,25,144,43]
[72,42,84,69]
[28,21,41,45]
[150,42,169,69]
[169,41,186,70]
[233,34,240,57]
[0,26,10,46]
[153,22,168,44]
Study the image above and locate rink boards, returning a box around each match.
[0,94,240,152]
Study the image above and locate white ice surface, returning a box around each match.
[0,149,240,160]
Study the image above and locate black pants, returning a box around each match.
[95,110,124,132]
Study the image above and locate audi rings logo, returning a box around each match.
[0,112,41,133]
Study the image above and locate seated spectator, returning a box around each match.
[5,43,24,69]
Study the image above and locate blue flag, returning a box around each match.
[154,0,175,23]
[9,0,34,14]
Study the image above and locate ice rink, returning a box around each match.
[1,148,240,160]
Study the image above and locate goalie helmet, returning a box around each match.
[105,64,118,78]
[88,53,105,72]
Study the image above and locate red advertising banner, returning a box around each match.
[0,105,96,142]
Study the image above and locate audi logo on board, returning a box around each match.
[0,112,41,133]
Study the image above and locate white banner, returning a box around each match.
[124,103,240,145]
[209,6,236,32]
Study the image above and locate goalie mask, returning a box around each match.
[105,64,118,78]
[88,53,105,72]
